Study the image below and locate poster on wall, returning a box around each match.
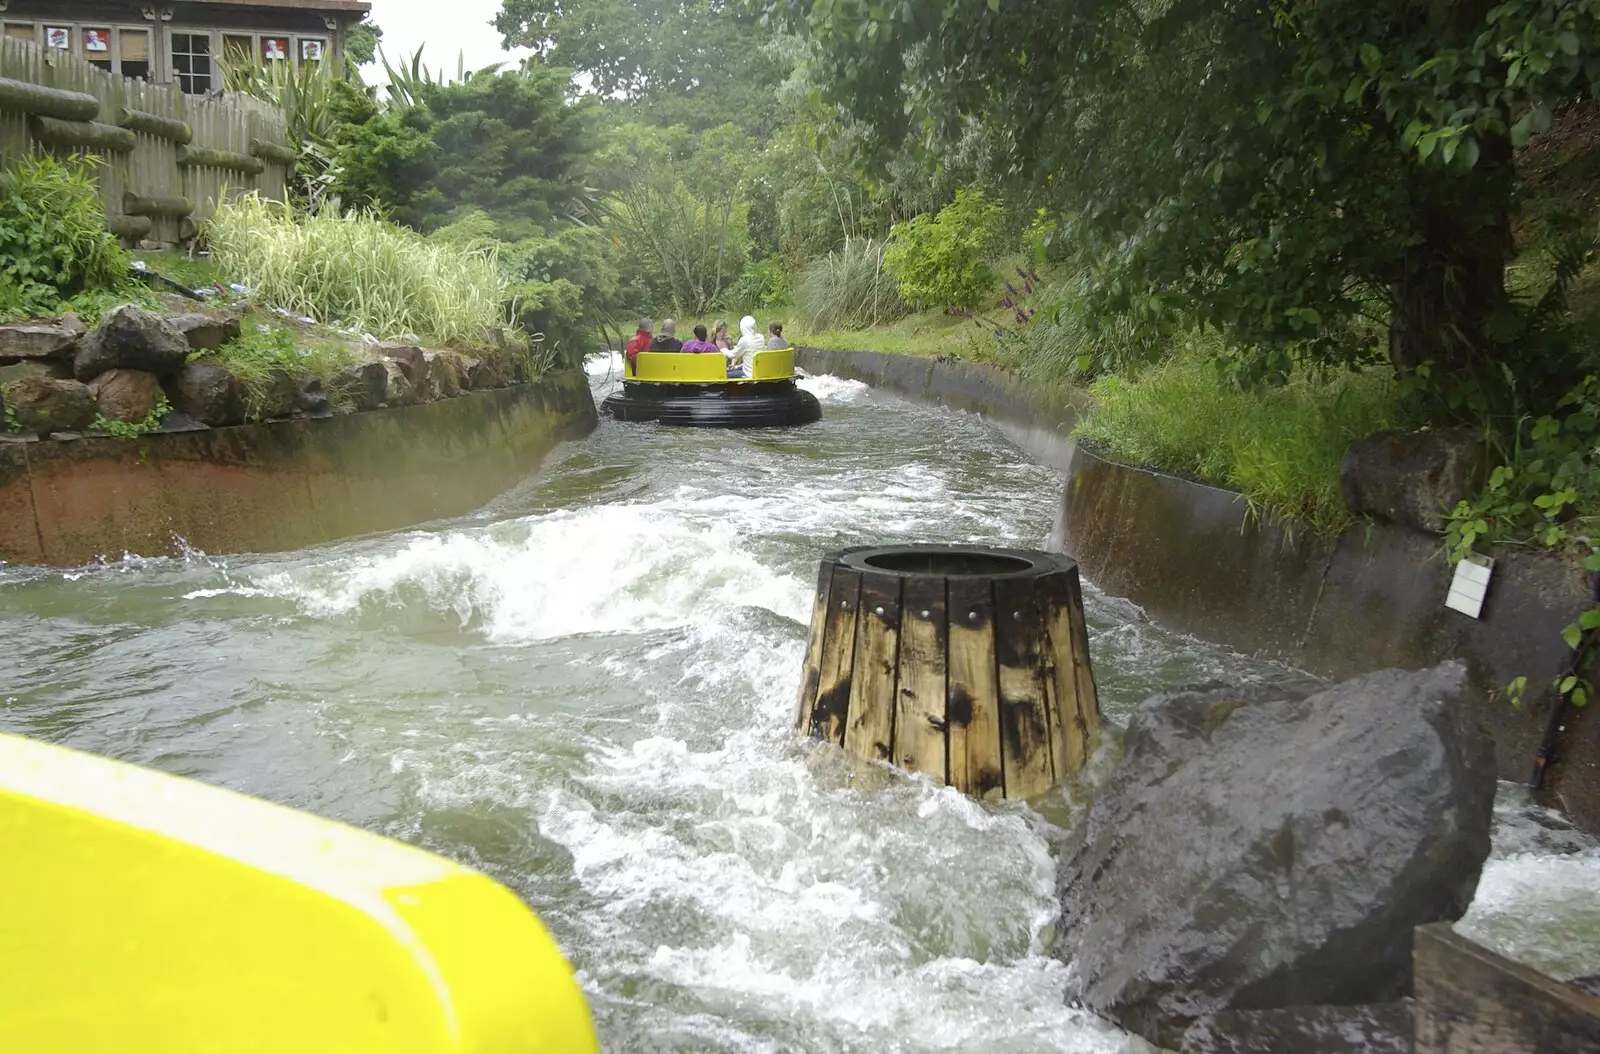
[262,37,288,61]
[300,39,324,62]
[84,29,110,53]
[45,26,69,50]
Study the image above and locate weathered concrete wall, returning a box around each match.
[0,370,597,566]
[796,346,1600,829]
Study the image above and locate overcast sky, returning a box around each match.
[366,0,532,76]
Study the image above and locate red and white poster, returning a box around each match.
[300,39,324,62]
[84,29,110,53]
[262,37,288,61]
[45,26,69,50]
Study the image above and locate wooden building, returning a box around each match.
[0,1,371,93]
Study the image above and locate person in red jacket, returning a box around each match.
[624,318,653,372]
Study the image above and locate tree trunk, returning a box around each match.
[1387,133,1515,410]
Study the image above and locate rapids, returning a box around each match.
[0,356,1593,1051]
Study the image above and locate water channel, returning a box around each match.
[2,358,1597,1051]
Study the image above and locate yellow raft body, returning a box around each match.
[604,347,823,427]
[0,733,598,1054]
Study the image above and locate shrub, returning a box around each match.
[883,187,1004,312]
[206,195,508,345]
[794,238,908,331]
[719,256,792,312]
[1075,354,1406,538]
[0,154,130,320]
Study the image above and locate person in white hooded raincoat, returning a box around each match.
[726,315,766,378]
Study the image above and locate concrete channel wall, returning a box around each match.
[0,370,597,566]
[796,346,1600,831]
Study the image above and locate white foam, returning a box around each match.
[247,504,811,643]
[798,373,870,403]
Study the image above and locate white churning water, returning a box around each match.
[0,357,1591,1051]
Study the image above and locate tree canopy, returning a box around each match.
[494,0,787,133]
[768,0,1600,419]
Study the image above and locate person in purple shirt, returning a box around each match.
[680,324,720,354]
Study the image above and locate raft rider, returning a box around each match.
[625,318,653,372]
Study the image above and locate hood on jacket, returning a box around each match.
[739,316,759,341]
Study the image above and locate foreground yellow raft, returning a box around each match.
[0,733,598,1054]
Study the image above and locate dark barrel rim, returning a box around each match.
[832,544,1073,579]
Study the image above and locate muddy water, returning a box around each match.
[0,358,1590,1051]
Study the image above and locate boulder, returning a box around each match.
[2,374,96,434]
[166,362,244,427]
[378,343,431,399]
[252,370,329,421]
[0,320,79,362]
[339,361,389,412]
[297,375,332,419]
[166,312,242,352]
[75,305,189,381]
[467,355,510,390]
[379,359,418,407]
[1057,663,1495,1047]
[424,350,462,398]
[1340,429,1487,534]
[59,311,85,340]
[453,353,481,391]
[87,369,163,423]
[1178,1002,1413,1054]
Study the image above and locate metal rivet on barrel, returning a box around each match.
[920,609,930,619]
[840,601,849,610]
[1013,610,1022,621]
[968,611,979,621]
[874,606,884,616]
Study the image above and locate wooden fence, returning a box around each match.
[0,36,290,246]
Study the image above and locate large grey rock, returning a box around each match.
[339,360,389,412]
[1178,1002,1413,1054]
[467,355,510,390]
[0,320,79,362]
[166,312,242,352]
[166,362,243,427]
[87,368,163,423]
[2,374,96,434]
[1057,663,1495,1047]
[1340,429,1487,534]
[252,370,329,420]
[74,305,189,381]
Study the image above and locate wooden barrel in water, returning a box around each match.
[795,544,1102,801]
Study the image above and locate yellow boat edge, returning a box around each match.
[629,346,796,382]
[0,732,600,1054]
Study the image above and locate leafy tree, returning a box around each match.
[345,20,383,65]
[333,66,597,234]
[595,122,755,316]
[494,0,788,134]
[770,0,1600,422]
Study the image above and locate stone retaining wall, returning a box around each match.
[0,370,596,566]
[796,346,1600,831]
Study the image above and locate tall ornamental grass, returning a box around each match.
[1075,354,1406,539]
[206,196,507,344]
[794,238,909,332]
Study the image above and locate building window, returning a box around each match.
[120,28,150,80]
[45,26,70,50]
[222,34,253,70]
[300,38,326,64]
[83,28,111,71]
[171,32,212,94]
[4,23,37,43]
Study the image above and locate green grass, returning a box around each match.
[795,307,1014,362]
[206,195,509,346]
[134,249,227,293]
[1075,355,1407,539]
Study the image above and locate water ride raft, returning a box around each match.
[602,348,822,428]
